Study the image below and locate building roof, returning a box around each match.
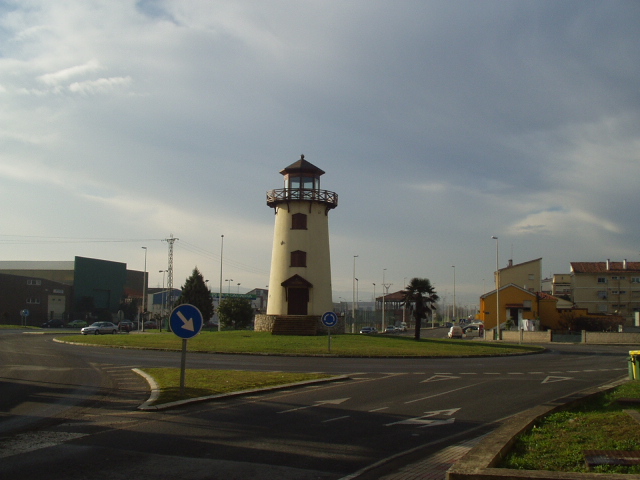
[570,261,640,274]
[0,260,75,270]
[498,257,542,272]
[280,154,325,176]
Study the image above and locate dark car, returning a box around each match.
[67,319,88,328]
[42,319,65,328]
[359,326,378,334]
[118,320,134,332]
[143,320,158,329]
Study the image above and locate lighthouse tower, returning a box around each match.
[263,155,338,333]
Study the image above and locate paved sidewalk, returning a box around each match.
[377,436,485,480]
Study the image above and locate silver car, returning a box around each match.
[80,321,119,335]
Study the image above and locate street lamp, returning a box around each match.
[452,265,456,324]
[382,268,387,331]
[492,236,500,340]
[237,282,241,294]
[372,283,376,310]
[141,247,147,332]
[226,279,233,294]
[352,255,358,323]
[219,235,224,332]
[159,269,167,325]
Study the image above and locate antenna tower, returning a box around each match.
[164,234,179,308]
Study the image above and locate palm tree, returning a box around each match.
[402,277,439,340]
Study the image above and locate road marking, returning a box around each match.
[385,408,460,427]
[322,415,350,423]
[421,374,460,383]
[542,376,573,384]
[405,383,479,404]
[277,397,350,414]
[369,407,389,412]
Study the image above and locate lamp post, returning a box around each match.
[452,265,456,324]
[372,283,376,309]
[237,282,241,294]
[219,235,223,332]
[226,279,233,294]
[352,255,358,323]
[382,268,387,331]
[141,247,147,332]
[491,236,500,340]
[159,269,167,328]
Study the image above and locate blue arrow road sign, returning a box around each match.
[322,311,338,328]
[170,304,203,339]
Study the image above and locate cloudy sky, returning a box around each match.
[1,0,639,309]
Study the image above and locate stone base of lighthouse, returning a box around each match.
[255,314,346,335]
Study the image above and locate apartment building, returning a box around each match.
[570,260,640,321]
[497,258,542,293]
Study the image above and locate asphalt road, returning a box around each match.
[0,329,631,479]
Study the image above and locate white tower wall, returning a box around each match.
[267,201,333,316]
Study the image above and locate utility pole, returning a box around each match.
[164,234,179,329]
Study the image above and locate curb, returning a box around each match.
[132,370,351,411]
[446,376,633,480]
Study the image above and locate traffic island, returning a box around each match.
[446,377,634,480]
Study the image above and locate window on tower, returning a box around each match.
[292,213,307,230]
[291,250,307,267]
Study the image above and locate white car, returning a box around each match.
[447,325,463,339]
[80,322,119,335]
[463,324,484,337]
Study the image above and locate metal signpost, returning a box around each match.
[321,311,338,352]
[169,304,204,395]
[20,309,29,327]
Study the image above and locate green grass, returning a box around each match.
[0,324,40,329]
[58,330,542,356]
[141,368,334,405]
[500,381,640,474]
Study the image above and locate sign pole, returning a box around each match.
[169,304,204,398]
[180,339,188,395]
[321,311,338,354]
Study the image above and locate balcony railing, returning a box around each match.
[267,188,338,209]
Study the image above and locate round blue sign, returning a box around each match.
[321,311,338,328]
[169,304,204,339]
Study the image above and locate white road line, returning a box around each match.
[405,383,480,404]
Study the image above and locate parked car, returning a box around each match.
[66,320,87,328]
[80,322,119,335]
[118,320,134,332]
[143,320,158,329]
[463,324,484,337]
[42,319,65,328]
[384,325,398,334]
[398,322,408,332]
[447,325,463,339]
[359,326,378,334]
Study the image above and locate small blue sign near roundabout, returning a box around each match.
[321,311,338,328]
[170,304,203,340]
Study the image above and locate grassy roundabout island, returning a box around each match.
[59,329,543,357]
[54,330,543,405]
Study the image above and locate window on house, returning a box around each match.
[597,277,607,283]
[528,274,534,280]
[631,277,640,284]
[290,250,307,267]
[26,298,41,304]
[292,213,307,230]
[523,300,532,311]
[597,304,608,312]
[27,279,42,286]
[597,291,607,299]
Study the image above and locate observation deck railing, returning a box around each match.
[266,188,338,209]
